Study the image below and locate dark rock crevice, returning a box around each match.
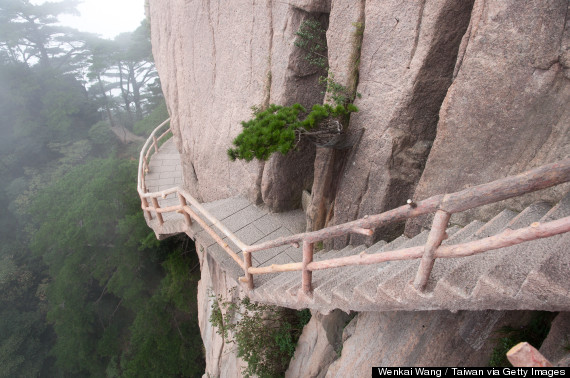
[329,0,475,248]
[305,0,366,234]
[260,6,329,212]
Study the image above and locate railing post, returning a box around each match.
[178,195,192,227]
[507,342,553,367]
[244,252,254,290]
[152,135,159,153]
[151,196,164,225]
[413,209,451,291]
[141,196,153,220]
[302,240,314,294]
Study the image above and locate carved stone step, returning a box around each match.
[312,240,387,308]
[516,233,570,311]
[329,236,410,312]
[432,209,519,301]
[354,231,431,307]
[471,202,556,309]
[285,245,368,305]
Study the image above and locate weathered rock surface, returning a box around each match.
[148,0,323,211]
[324,310,533,374]
[407,0,570,234]
[148,0,570,376]
[285,310,350,378]
[540,312,570,367]
[196,240,247,378]
[289,0,331,13]
[196,232,287,378]
[329,0,474,247]
[305,0,365,232]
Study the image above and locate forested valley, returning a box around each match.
[0,0,204,376]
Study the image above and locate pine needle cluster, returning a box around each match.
[227,103,357,161]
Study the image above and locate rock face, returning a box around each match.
[406,0,570,234]
[196,241,248,378]
[305,0,364,232]
[147,0,570,375]
[323,310,534,374]
[285,310,350,378]
[147,0,325,211]
[539,312,570,367]
[328,0,475,247]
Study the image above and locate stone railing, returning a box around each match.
[138,119,570,294]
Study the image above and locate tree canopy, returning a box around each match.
[0,0,87,70]
[0,1,204,376]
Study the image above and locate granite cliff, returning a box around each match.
[147,0,570,374]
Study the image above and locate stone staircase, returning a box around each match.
[248,193,570,313]
[140,135,570,315]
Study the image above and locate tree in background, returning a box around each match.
[28,159,203,376]
[114,20,158,122]
[0,1,205,376]
[0,0,89,73]
[87,20,159,128]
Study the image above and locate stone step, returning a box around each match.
[506,201,552,229]
[399,221,487,310]
[248,192,570,313]
[368,226,461,307]
[470,202,556,309]
[260,245,358,306]
[430,209,519,300]
[474,209,519,237]
[329,236,410,312]
[353,230,431,307]
[516,233,570,311]
[251,269,297,305]
[421,220,486,294]
[284,245,368,300]
[311,240,388,310]
[543,191,570,221]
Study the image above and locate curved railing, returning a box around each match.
[138,119,570,294]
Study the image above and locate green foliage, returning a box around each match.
[228,16,363,162]
[319,71,362,107]
[228,103,357,161]
[488,312,556,367]
[26,157,205,376]
[122,297,204,378]
[88,121,117,155]
[0,309,49,378]
[0,4,179,376]
[133,100,169,136]
[294,19,328,69]
[209,293,311,377]
[122,245,203,378]
[0,0,83,69]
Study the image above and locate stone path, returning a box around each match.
[143,139,306,281]
[143,140,570,313]
[145,138,184,192]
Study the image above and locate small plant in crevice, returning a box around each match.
[295,18,361,109]
[209,291,311,378]
[294,18,328,69]
[319,71,362,108]
[349,21,365,89]
[335,312,357,358]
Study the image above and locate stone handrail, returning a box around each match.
[138,119,570,294]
